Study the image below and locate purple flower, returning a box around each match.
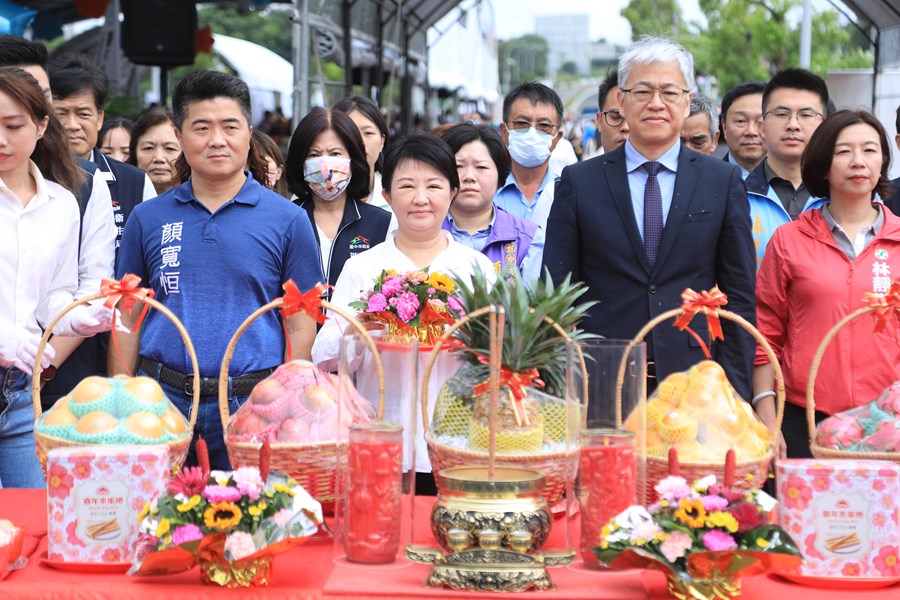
[394,291,420,322]
[699,495,729,512]
[381,276,402,298]
[202,485,243,504]
[447,296,463,313]
[702,529,738,552]
[366,292,387,313]
[172,524,204,546]
[427,287,436,295]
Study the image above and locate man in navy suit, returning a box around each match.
[543,36,756,402]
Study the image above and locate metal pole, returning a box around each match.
[292,0,310,126]
[343,0,353,95]
[799,0,812,68]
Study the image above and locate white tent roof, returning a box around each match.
[212,34,294,122]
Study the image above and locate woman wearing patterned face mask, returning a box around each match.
[285,108,391,298]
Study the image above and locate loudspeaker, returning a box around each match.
[122,0,197,67]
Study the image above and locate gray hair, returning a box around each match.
[618,36,695,92]
[689,94,719,138]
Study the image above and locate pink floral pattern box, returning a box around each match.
[46,446,169,564]
[776,459,900,578]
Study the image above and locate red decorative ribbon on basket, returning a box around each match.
[673,287,728,341]
[471,360,544,425]
[862,281,900,333]
[100,274,155,377]
[279,280,330,360]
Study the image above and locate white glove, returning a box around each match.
[52,302,123,337]
[0,323,55,375]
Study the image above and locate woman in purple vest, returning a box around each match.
[437,124,544,284]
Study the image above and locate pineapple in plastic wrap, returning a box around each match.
[431,270,596,452]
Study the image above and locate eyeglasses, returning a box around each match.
[763,108,823,127]
[601,110,625,127]
[506,120,558,135]
[621,86,690,105]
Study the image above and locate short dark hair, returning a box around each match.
[597,71,619,112]
[0,35,47,68]
[48,54,108,109]
[438,123,511,186]
[762,68,829,115]
[171,69,252,130]
[382,132,459,193]
[719,80,766,138]
[502,82,563,126]
[801,109,892,199]
[127,106,174,167]
[333,95,389,172]
[284,107,370,203]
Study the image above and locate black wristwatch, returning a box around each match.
[40,365,58,382]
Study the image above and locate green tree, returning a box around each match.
[499,34,549,88]
[621,0,682,38]
[198,6,292,61]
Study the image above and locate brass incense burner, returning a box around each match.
[405,466,574,592]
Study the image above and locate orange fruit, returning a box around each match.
[657,410,698,443]
[657,372,689,405]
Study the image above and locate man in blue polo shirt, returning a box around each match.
[113,70,323,469]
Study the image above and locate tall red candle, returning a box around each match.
[577,429,636,569]
[343,423,403,563]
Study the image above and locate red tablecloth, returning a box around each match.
[2,489,899,599]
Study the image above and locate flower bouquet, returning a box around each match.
[594,474,802,599]
[128,442,323,588]
[349,268,465,344]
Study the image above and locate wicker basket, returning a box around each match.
[219,299,384,506]
[807,305,900,462]
[422,306,589,507]
[616,307,785,503]
[32,292,200,476]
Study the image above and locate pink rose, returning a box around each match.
[366,292,387,312]
[172,524,204,546]
[447,296,464,313]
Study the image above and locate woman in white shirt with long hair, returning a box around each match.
[0,68,111,488]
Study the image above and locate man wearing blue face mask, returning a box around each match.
[495,82,564,232]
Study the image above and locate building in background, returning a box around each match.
[536,14,590,76]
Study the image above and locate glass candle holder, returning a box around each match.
[576,428,636,569]
[342,422,404,564]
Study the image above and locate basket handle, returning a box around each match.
[615,307,785,435]
[217,299,386,429]
[32,292,202,430]
[419,306,590,431]
[806,305,885,446]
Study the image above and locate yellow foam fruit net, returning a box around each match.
[431,365,570,455]
[624,360,771,463]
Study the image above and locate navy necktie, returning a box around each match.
[643,161,663,268]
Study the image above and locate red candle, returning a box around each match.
[577,429,636,569]
[343,423,403,563]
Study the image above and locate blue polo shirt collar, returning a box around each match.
[497,167,555,198]
[624,139,681,175]
[174,171,260,206]
[446,208,497,236]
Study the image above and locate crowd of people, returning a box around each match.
[1,32,900,488]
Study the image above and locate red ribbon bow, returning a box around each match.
[100,274,154,332]
[472,360,544,425]
[280,280,329,324]
[862,281,900,333]
[673,287,728,341]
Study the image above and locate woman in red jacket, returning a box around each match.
[754,110,900,458]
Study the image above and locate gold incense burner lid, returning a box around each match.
[435,466,546,495]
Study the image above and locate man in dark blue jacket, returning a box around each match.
[49,54,156,253]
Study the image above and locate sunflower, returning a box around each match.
[203,501,243,531]
[427,272,454,293]
[674,498,707,528]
